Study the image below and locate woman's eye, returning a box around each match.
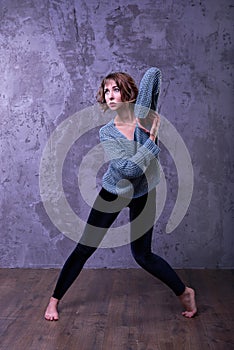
[104,90,109,95]
[114,88,120,92]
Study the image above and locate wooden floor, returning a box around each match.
[0,269,233,350]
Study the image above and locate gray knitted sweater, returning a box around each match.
[99,119,161,198]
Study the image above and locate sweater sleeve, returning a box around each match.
[99,127,160,179]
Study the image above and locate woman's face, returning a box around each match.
[104,79,123,110]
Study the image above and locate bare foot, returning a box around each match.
[44,297,59,321]
[179,287,197,318]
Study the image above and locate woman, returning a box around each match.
[44,70,197,321]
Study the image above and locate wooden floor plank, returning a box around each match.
[0,269,233,350]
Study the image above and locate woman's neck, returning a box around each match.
[114,106,136,125]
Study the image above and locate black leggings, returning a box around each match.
[52,188,185,300]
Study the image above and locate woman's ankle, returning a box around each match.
[49,296,59,304]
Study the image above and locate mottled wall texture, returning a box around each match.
[0,0,233,268]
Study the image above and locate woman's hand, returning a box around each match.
[149,111,160,141]
[137,111,160,141]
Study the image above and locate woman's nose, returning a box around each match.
[109,90,114,98]
[109,92,114,100]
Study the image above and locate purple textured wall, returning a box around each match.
[0,0,233,268]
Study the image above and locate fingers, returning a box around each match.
[152,115,160,132]
[148,110,160,119]
[150,114,160,136]
[152,114,160,126]
[137,112,160,138]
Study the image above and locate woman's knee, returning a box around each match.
[73,243,96,261]
[131,250,150,268]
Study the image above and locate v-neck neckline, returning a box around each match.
[112,119,137,141]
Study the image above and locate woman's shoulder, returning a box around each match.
[99,119,115,136]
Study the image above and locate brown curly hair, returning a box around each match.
[96,72,138,111]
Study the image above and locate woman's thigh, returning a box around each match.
[79,188,125,247]
[129,189,156,245]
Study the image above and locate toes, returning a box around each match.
[182,310,197,318]
[44,313,58,321]
[45,315,58,321]
[44,313,51,321]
